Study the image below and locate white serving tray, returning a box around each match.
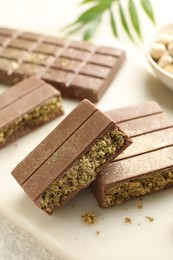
[1,54,173,260]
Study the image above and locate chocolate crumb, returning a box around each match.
[145,216,154,222]
[137,202,143,209]
[72,204,75,208]
[124,217,132,224]
[81,212,97,225]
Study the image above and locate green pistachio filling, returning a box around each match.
[0,97,63,145]
[104,170,173,207]
[40,128,125,213]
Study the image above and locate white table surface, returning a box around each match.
[0,1,173,260]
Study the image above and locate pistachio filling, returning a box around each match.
[40,128,125,213]
[0,97,62,145]
[104,170,173,207]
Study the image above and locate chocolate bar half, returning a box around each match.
[12,99,132,214]
[0,77,63,148]
[0,27,125,102]
[91,101,173,208]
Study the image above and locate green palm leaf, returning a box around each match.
[62,0,156,43]
[64,23,85,35]
[83,17,101,40]
[62,3,104,32]
[109,8,118,37]
[76,2,110,23]
[119,3,134,42]
[128,0,142,39]
[140,0,156,24]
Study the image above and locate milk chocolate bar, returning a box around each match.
[91,101,173,208]
[0,77,63,148]
[0,27,125,102]
[12,99,132,214]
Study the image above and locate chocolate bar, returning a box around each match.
[91,101,173,208]
[0,27,125,102]
[0,77,63,148]
[12,99,132,214]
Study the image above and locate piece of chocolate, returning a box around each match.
[0,77,63,148]
[0,27,125,102]
[91,101,173,208]
[12,99,132,214]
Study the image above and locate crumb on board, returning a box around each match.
[124,217,132,224]
[81,212,97,225]
[121,207,128,211]
[145,216,154,222]
[137,202,143,209]
[14,143,18,147]
[72,204,75,208]
[137,223,141,225]
[96,230,100,236]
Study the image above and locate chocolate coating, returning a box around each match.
[0,27,125,102]
[23,110,115,201]
[12,99,97,185]
[92,101,173,207]
[101,146,173,186]
[0,77,63,148]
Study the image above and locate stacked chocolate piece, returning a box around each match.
[0,27,125,102]
[92,101,173,207]
[12,99,132,214]
[12,100,173,214]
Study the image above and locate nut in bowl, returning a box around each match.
[145,23,173,92]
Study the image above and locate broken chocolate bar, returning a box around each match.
[0,77,63,148]
[91,101,173,208]
[12,99,132,214]
[0,27,125,102]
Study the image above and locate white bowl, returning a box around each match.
[144,23,173,91]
